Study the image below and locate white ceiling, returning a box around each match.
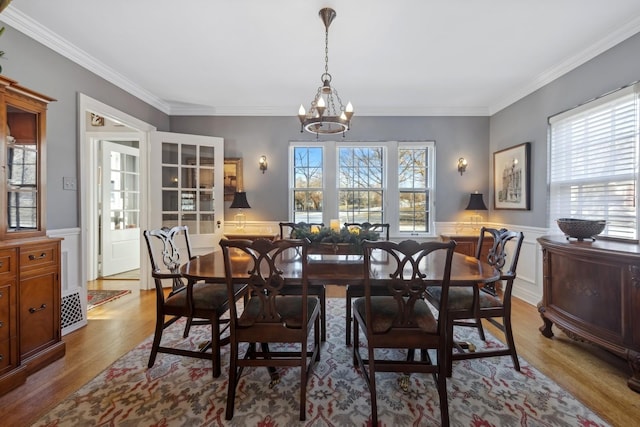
[4,0,640,116]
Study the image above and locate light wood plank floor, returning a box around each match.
[0,282,638,426]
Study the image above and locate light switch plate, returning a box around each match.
[63,176,77,191]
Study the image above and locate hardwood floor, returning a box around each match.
[0,283,638,426]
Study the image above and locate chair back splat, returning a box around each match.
[220,237,321,421]
[143,226,245,378]
[353,239,456,427]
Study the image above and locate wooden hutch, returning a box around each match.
[0,76,64,396]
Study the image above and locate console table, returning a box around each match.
[537,235,640,392]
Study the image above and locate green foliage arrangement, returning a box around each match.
[291,223,379,252]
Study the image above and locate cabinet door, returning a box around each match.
[1,76,53,240]
[0,281,17,375]
[19,271,57,359]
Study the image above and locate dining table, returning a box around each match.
[181,248,500,287]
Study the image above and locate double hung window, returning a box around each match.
[548,84,640,240]
[289,141,435,236]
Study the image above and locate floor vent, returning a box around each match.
[62,291,84,330]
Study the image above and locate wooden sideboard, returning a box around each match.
[0,237,64,395]
[537,235,640,392]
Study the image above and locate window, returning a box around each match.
[548,84,640,240]
[289,141,435,236]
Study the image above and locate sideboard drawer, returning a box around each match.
[19,243,58,275]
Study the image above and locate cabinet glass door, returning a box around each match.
[6,106,39,233]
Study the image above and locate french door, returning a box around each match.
[149,131,225,255]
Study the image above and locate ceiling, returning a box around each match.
[4,0,640,116]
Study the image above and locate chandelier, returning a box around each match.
[298,8,354,136]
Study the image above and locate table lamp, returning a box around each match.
[229,191,251,230]
[465,192,487,229]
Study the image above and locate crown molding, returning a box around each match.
[2,6,171,114]
[489,15,640,115]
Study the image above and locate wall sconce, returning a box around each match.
[259,155,268,173]
[457,157,468,175]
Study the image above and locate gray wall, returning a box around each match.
[490,32,640,228]
[8,15,640,230]
[2,22,169,229]
[170,116,490,222]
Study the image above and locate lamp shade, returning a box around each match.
[229,191,251,209]
[465,193,487,211]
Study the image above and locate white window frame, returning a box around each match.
[289,140,436,238]
[548,83,640,241]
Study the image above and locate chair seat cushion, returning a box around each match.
[425,285,502,310]
[165,282,234,313]
[353,296,436,334]
[239,295,319,328]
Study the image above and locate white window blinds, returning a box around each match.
[548,84,639,240]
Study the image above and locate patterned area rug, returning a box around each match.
[87,289,131,310]
[34,299,609,426]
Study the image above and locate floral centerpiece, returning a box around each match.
[290,222,379,254]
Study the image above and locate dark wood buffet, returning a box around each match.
[537,235,640,392]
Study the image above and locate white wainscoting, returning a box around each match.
[48,228,85,335]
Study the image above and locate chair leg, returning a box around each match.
[183,317,193,338]
[367,344,378,426]
[437,348,450,427]
[320,287,326,342]
[225,341,239,420]
[446,317,455,377]
[503,313,520,371]
[345,289,352,346]
[211,317,221,378]
[299,337,308,421]
[148,315,165,368]
[352,316,360,366]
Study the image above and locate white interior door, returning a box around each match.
[149,131,224,255]
[100,141,141,276]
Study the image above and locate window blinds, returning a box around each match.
[548,84,639,240]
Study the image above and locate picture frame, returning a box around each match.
[493,142,530,210]
[224,158,243,201]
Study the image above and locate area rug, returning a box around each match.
[87,289,131,310]
[33,299,609,426]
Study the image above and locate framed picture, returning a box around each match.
[493,142,530,210]
[224,158,243,201]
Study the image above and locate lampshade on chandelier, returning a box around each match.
[298,8,354,136]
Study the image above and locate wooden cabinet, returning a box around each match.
[440,233,493,259]
[0,77,64,396]
[537,235,640,393]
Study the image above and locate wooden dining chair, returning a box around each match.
[143,226,246,377]
[220,238,321,421]
[353,239,456,427]
[344,222,390,346]
[278,221,325,239]
[425,227,524,376]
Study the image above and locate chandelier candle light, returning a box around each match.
[298,8,354,136]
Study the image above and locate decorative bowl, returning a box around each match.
[556,218,606,240]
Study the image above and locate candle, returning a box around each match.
[311,225,320,234]
[330,219,340,232]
